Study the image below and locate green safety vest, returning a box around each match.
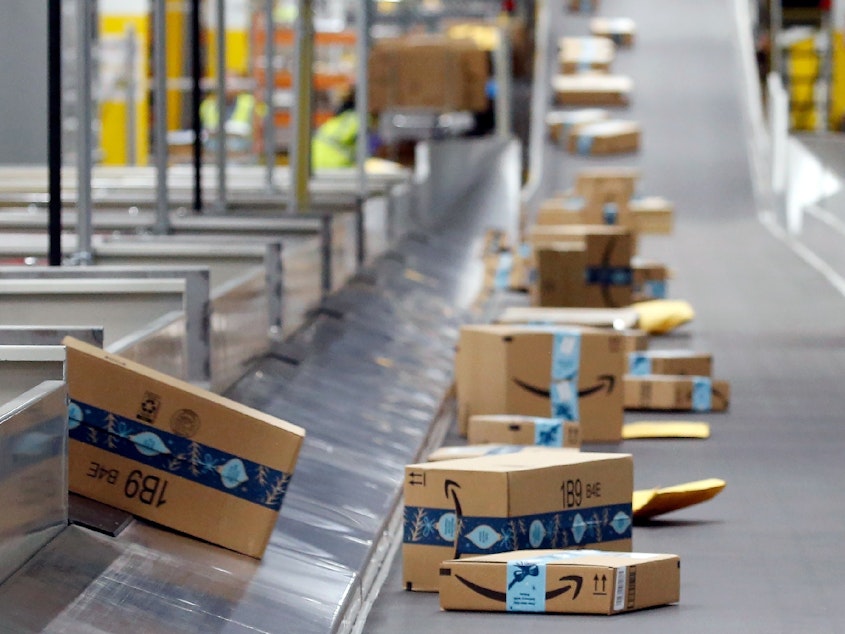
[200,93,256,134]
[312,110,359,169]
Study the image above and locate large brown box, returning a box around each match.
[403,450,634,591]
[64,338,305,559]
[623,374,730,412]
[553,74,632,107]
[455,324,625,442]
[531,228,633,309]
[440,550,679,614]
[368,36,489,113]
[559,37,615,74]
[628,350,712,377]
[568,120,641,156]
[468,415,581,449]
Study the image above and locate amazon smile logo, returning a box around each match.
[453,573,583,603]
[512,374,616,399]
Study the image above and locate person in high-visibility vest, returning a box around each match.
[311,91,359,169]
[200,77,262,154]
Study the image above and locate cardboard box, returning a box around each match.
[63,338,305,559]
[455,324,625,442]
[483,244,532,292]
[427,445,565,462]
[627,351,712,377]
[619,329,650,352]
[440,549,679,614]
[546,109,609,144]
[568,120,641,156]
[624,374,730,412]
[495,306,640,330]
[553,74,632,107]
[567,0,599,14]
[531,228,633,308]
[628,196,675,234]
[575,168,639,205]
[468,415,581,449]
[632,259,669,300]
[590,17,636,47]
[403,450,634,591]
[559,37,615,74]
[368,35,489,113]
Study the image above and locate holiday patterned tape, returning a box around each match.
[403,503,632,553]
[68,399,292,511]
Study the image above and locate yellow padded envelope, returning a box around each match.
[632,299,695,334]
[633,478,726,520]
[623,421,710,440]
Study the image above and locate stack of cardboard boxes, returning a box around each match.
[368,34,490,113]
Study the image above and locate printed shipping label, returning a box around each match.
[613,566,628,611]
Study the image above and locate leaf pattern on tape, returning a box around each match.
[263,472,291,507]
[409,507,426,543]
[189,441,202,477]
[257,464,270,487]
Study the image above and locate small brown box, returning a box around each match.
[623,374,730,412]
[468,415,581,449]
[440,550,680,614]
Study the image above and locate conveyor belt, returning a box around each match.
[364,0,845,631]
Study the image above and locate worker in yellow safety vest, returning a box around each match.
[200,79,262,154]
[312,92,359,169]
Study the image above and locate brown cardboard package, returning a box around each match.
[559,37,615,74]
[368,35,489,112]
[590,17,637,47]
[624,374,730,412]
[546,109,609,144]
[568,120,641,156]
[628,196,675,234]
[575,168,639,205]
[553,74,632,107]
[483,244,532,292]
[403,449,634,591]
[495,305,640,329]
[627,350,712,377]
[455,324,625,441]
[531,228,633,309]
[567,0,599,14]
[619,329,650,352]
[440,550,679,614]
[426,445,564,462]
[632,259,669,301]
[64,338,305,559]
[468,415,581,449]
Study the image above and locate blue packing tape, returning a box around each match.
[68,399,293,511]
[628,352,653,376]
[576,134,594,155]
[692,377,713,412]
[404,503,633,554]
[550,331,581,420]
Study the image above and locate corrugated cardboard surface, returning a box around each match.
[440,550,679,614]
[623,374,730,412]
[628,350,712,376]
[403,450,633,591]
[64,338,305,559]
[456,324,625,441]
[568,121,641,155]
[553,74,633,106]
[467,415,581,448]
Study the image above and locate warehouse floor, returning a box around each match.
[364,0,845,631]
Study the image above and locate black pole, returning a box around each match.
[48,0,62,265]
[191,0,203,213]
